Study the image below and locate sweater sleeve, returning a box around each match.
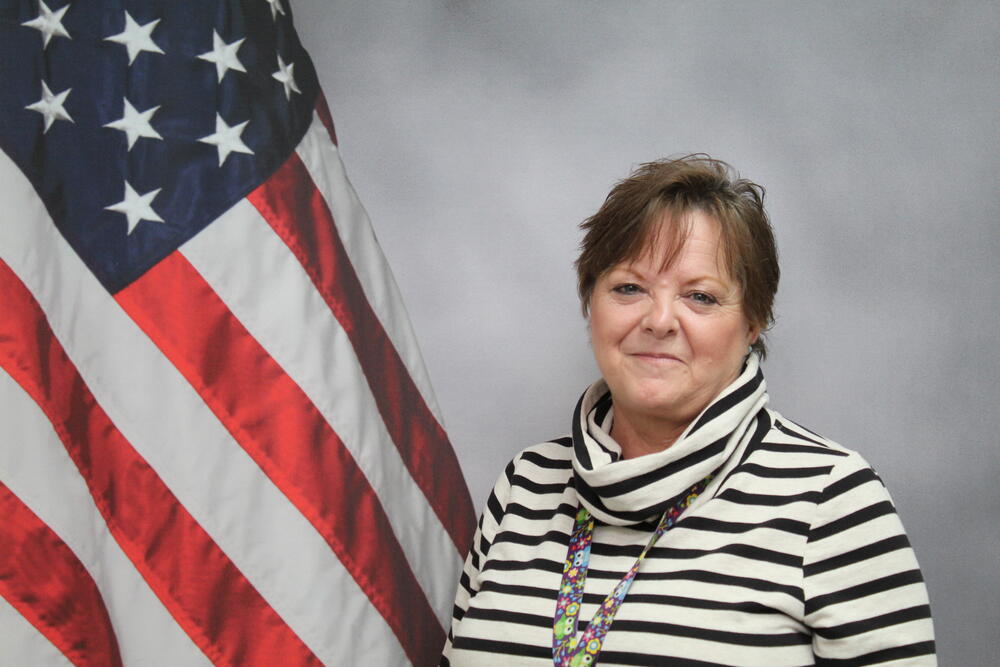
[803,452,936,665]
[440,456,516,666]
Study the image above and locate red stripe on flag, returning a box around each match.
[0,480,123,667]
[248,153,476,555]
[315,94,338,146]
[115,251,445,666]
[0,259,321,667]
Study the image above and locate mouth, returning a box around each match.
[630,352,682,364]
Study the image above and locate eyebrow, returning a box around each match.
[608,265,733,290]
[684,274,731,288]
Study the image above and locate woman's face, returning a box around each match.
[589,211,758,434]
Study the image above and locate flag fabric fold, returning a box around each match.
[0,1,475,665]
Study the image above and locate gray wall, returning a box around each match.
[296,2,999,663]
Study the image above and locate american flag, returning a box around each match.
[0,1,475,665]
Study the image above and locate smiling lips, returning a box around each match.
[630,352,683,363]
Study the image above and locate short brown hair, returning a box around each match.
[575,154,779,358]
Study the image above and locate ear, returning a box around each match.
[747,322,761,346]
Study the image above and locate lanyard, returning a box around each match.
[552,476,711,667]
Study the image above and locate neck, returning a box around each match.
[610,407,687,460]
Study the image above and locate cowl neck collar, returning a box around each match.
[572,354,768,526]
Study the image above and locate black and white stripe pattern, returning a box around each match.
[443,360,935,665]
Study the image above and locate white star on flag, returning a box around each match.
[265,0,286,21]
[104,180,165,235]
[272,54,301,100]
[21,0,71,48]
[25,81,73,133]
[105,11,164,65]
[198,113,254,166]
[104,98,162,150]
[197,31,247,83]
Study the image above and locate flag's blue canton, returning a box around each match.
[0,0,319,293]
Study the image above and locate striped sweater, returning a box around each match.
[443,357,935,665]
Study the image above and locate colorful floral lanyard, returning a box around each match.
[552,475,712,667]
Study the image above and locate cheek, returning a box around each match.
[588,304,612,343]
[591,299,641,338]
[589,305,631,362]
[705,320,752,358]
[590,320,616,359]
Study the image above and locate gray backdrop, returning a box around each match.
[296,2,999,664]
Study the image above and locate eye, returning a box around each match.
[611,283,642,296]
[688,291,718,305]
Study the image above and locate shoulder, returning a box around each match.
[510,436,574,473]
[719,409,898,521]
[496,436,575,500]
[758,410,889,484]
[761,410,853,457]
[479,436,574,519]
[758,410,907,546]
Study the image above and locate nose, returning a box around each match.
[641,294,677,337]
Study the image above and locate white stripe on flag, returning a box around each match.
[296,115,447,427]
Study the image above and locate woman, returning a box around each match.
[442,156,935,666]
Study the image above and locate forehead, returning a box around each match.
[620,210,731,280]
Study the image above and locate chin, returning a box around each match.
[628,393,688,418]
